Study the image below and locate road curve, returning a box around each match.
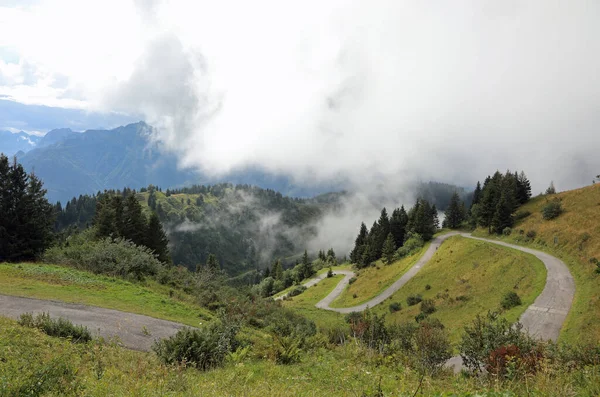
[302,232,574,372]
[315,232,461,313]
[0,294,186,351]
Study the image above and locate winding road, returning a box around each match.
[0,232,574,363]
[285,232,575,371]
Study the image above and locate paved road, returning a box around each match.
[301,232,574,372]
[0,294,186,351]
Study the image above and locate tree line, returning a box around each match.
[350,199,439,268]
[0,154,54,261]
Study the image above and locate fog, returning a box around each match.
[3,1,600,254]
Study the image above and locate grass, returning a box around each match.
[329,243,431,308]
[1,315,598,396]
[473,183,600,344]
[371,235,546,343]
[281,275,346,329]
[0,263,212,327]
[272,264,353,299]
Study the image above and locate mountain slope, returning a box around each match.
[19,122,199,203]
[473,183,600,343]
[0,130,40,156]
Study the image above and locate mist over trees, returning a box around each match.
[470,170,532,234]
[0,154,55,261]
[350,198,439,268]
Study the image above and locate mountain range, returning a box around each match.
[0,122,338,203]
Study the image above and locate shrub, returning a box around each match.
[389,302,402,313]
[526,230,537,240]
[458,311,538,373]
[18,312,92,343]
[288,285,306,297]
[348,277,357,285]
[514,210,531,221]
[273,335,302,364]
[425,284,431,290]
[542,200,563,220]
[44,235,163,281]
[327,267,334,278]
[502,227,512,236]
[152,322,239,370]
[501,291,522,309]
[415,312,429,323]
[406,294,423,306]
[414,321,452,375]
[420,299,436,315]
[395,232,424,259]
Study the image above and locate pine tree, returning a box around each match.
[272,259,284,281]
[491,191,514,234]
[516,171,532,204]
[299,249,314,279]
[350,222,369,264]
[93,195,117,238]
[326,248,336,264]
[374,208,390,257]
[146,212,171,264]
[471,181,482,208]
[207,253,219,270]
[390,206,408,249]
[0,155,54,261]
[382,233,396,264]
[122,193,147,246]
[546,181,556,195]
[444,192,465,229]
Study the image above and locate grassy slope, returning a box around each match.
[473,183,600,344]
[2,315,596,396]
[272,264,353,299]
[280,275,346,329]
[329,243,431,308]
[0,263,211,326]
[371,236,546,343]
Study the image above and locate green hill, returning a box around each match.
[473,183,600,343]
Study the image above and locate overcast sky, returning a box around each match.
[1,0,599,194]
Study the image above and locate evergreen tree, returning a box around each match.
[546,181,556,195]
[374,208,391,257]
[207,253,219,270]
[471,181,482,208]
[326,248,336,264]
[350,222,369,264]
[443,191,465,229]
[367,221,381,261]
[390,206,408,249]
[0,155,55,261]
[272,259,284,281]
[516,171,532,204]
[491,191,514,233]
[146,212,171,264]
[122,194,147,246]
[360,244,372,268]
[299,249,314,280]
[382,233,396,265]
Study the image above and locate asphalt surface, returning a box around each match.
[0,232,575,366]
[303,232,575,372]
[0,294,186,351]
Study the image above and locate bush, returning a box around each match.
[514,210,532,221]
[389,302,402,313]
[420,299,436,315]
[406,294,423,306]
[287,285,307,297]
[501,291,522,309]
[348,277,357,285]
[425,284,431,290]
[502,227,512,236]
[18,312,92,343]
[44,235,163,281]
[542,200,563,220]
[152,322,239,370]
[395,232,424,259]
[526,230,537,240]
[327,267,334,278]
[458,311,537,373]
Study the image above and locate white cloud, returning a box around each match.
[1,0,599,194]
